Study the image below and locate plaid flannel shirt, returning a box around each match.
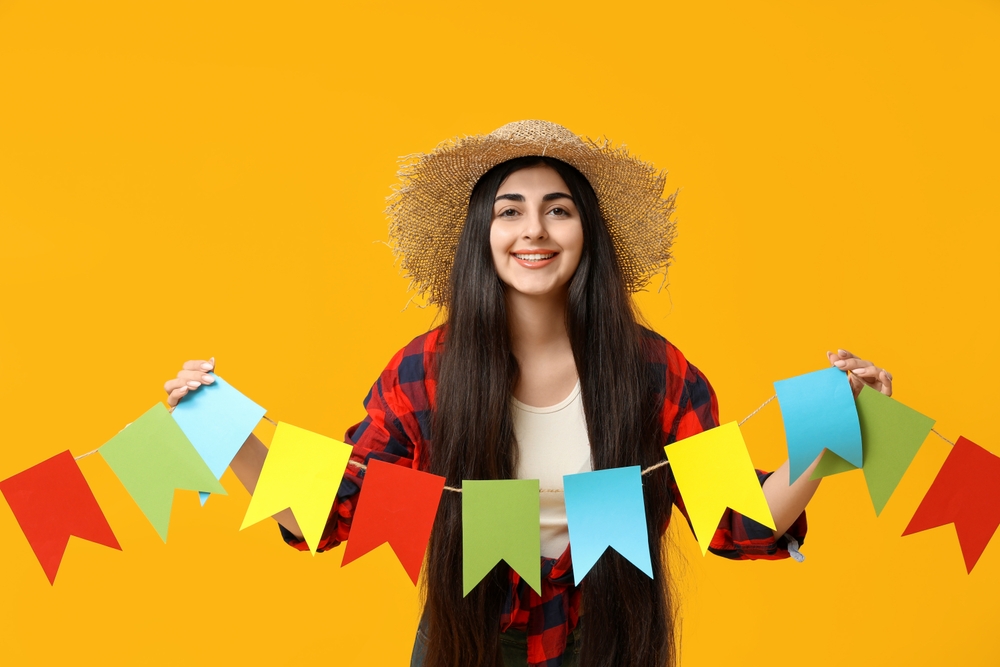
[281,326,807,666]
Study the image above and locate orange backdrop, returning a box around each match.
[1,1,997,664]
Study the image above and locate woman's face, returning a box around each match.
[489,165,584,298]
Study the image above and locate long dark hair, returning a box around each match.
[422,156,675,667]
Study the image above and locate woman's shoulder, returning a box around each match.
[389,326,445,362]
[637,325,713,390]
[637,326,688,369]
[376,326,445,389]
[637,326,718,430]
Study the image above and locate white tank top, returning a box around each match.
[512,380,592,558]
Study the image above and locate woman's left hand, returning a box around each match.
[827,349,893,398]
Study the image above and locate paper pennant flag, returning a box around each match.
[100,403,226,541]
[240,422,352,554]
[341,459,445,584]
[0,451,121,584]
[563,466,652,585]
[462,479,541,596]
[775,367,862,480]
[665,421,775,555]
[812,386,935,515]
[902,436,1000,573]
[170,375,266,505]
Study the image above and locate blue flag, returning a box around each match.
[170,375,266,504]
[774,366,862,480]
[564,466,652,585]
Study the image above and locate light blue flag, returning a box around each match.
[563,466,652,585]
[170,375,266,504]
[774,367,862,480]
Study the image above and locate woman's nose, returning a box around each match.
[521,212,547,239]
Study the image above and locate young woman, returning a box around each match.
[163,121,893,667]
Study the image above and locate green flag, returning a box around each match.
[462,479,540,596]
[100,403,226,541]
[812,386,935,515]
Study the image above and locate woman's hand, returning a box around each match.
[827,349,892,397]
[163,357,216,407]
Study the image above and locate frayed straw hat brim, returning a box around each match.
[386,120,677,307]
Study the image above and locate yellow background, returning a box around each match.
[1,1,997,664]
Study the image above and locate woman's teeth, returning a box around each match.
[515,253,555,261]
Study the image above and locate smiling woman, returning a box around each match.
[488,159,585,408]
[166,121,892,667]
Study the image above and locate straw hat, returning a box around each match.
[386,120,677,307]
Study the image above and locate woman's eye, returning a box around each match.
[550,207,568,216]
[498,208,517,218]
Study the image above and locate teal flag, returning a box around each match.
[462,479,540,595]
[100,403,226,541]
[564,466,652,585]
[775,367,863,480]
[170,375,266,505]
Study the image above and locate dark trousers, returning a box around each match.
[410,617,582,666]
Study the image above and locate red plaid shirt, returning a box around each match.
[282,326,807,666]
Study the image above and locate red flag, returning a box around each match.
[1,450,121,584]
[341,459,445,584]
[902,436,1000,573]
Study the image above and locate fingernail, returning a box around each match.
[201,362,213,371]
[202,374,214,383]
[838,349,849,356]
[187,380,200,388]
[834,360,846,367]
[853,367,866,374]
[178,387,188,393]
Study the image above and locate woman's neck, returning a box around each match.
[506,288,578,406]
[506,288,570,352]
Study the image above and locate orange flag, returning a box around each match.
[341,460,445,584]
[1,451,121,584]
[903,436,1000,573]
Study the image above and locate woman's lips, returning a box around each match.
[511,250,559,269]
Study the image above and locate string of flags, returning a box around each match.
[1,365,997,589]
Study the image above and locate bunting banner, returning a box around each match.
[775,367,863,480]
[563,466,652,584]
[171,375,266,505]
[341,460,445,584]
[462,479,541,595]
[240,422,352,554]
[812,386,936,515]
[0,451,121,584]
[665,421,776,554]
[902,436,1000,573]
[2,365,998,584]
[99,403,226,541]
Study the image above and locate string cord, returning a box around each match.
[74,395,960,492]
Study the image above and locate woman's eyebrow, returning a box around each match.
[493,192,573,203]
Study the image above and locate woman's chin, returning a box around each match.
[505,281,569,299]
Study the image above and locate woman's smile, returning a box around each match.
[511,249,559,268]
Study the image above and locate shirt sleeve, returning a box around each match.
[280,343,425,553]
[664,347,808,561]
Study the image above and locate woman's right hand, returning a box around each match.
[162,357,304,538]
[164,357,216,407]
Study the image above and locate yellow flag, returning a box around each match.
[664,422,775,555]
[240,422,352,554]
